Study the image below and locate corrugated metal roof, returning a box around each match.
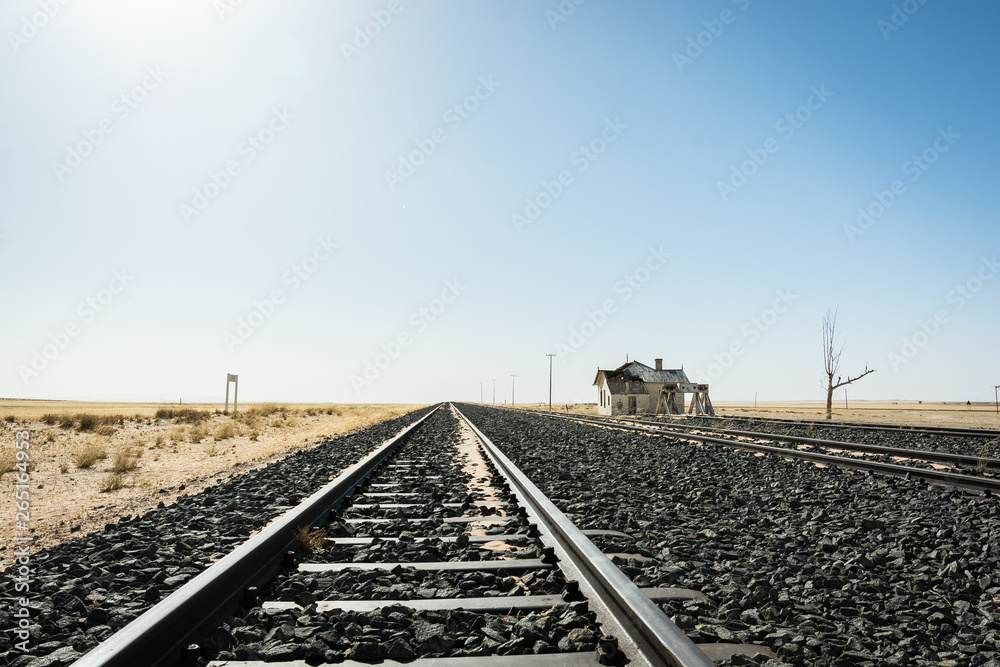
[621,361,690,384]
[594,361,690,388]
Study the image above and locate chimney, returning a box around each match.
[655,358,663,370]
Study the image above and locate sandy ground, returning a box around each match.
[0,402,425,567]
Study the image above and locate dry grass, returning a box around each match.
[100,473,128,492]
[0,448,15,476]
[976,437,999,473]
[295,526,327,552]
[188,426,208,443]
[214,423,237,440]
[111,446,142,474]
[155,407,211,423]
[74,444,108,469]
[95,425,117,437]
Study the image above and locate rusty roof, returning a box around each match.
[594,361,690,386]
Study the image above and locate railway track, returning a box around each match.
[513,409,1000,495]
[73,404,774,666]
[688,413,1000,440]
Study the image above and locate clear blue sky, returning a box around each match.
[1,1,997,405]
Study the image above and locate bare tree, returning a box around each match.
[823,308,875,420]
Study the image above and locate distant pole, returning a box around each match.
[225,382,230,415]
[845,388,848,410]
[492,379,496,405]
[480,382,483,404]
[510,374,517,407]
[754,392,757,409]
[995,386,999,415]
[546,354,556,411]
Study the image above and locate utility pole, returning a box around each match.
[546,353,556,411]
[995,385,999,415]
[492,379,496,405]
[480,382,483,404]
[510,374,517,407]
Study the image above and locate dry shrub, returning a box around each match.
[76,414,98,431]
[295,526,327,552]
[96,425,117,437]
[100,473,128,492]
[249,430,260,442]
[74,445,107,468]
[188,426,208,443]
[3,415,16,423]
[977,437,999,473]
[41,414,58,425]
[214,423,237,440]
[206,444,220,457]
[155,407,210,423]
[111,446,142,473]
[58,415,74,429]
[0,449,15,475]
[236,404,285,423]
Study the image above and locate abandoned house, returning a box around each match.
[593,359,714,416]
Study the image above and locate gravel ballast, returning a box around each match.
[460,404,1000,667]
[205,406,603,663]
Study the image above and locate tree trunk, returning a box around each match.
[825,379,834,420]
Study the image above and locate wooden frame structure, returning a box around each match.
[655,382,715,416]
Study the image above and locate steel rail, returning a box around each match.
[525,411,1000,495]
[73,404,442,667]
[453,404,717,667]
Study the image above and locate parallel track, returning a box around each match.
[694,412,1000,439]
[73,403,772,667]
[518,409,1000,495]
[612,416,1000,472]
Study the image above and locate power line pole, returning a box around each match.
[510,374,517,407]
[492,379,496,405]
[995,385,999,415]
[480,382,483,404]
[546,353,556,411]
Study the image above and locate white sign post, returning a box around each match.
[225,373,239,414]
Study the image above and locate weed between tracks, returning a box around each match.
[976,437,999,473]
[296,526,327,552]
